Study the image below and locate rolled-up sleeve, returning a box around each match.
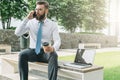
[52,23,61,51]
[15,18,29,36]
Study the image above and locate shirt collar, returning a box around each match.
[44,18,48,23]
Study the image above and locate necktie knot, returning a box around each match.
[39,20,44,23]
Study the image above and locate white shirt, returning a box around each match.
[15,18,61,51]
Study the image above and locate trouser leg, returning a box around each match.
[48,52,58,80]
[37,50,58,80]
[19,48,58,80]
[18,48,38,80]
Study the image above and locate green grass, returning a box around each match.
[58,51,120,80]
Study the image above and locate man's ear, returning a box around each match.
[45,9,48,15]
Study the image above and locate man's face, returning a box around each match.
[35,4,48,21]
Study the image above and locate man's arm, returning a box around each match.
[15,18,29,36]
[15,11,34,36]
[52,23,61,51]
[42,22,61,53]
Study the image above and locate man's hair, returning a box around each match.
[36,0,49,9]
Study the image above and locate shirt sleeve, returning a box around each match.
[14,18,29,36]
[52,22,61,51]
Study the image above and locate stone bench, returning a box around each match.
[0,44,11,54]
[84,43,101,49]
[1,54,103,80]
[0,75,12,80]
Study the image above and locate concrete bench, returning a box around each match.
[1,54,103,80]
[0,44,11,54]
[84,43,101,49]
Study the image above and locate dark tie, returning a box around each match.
[35,21,43,54]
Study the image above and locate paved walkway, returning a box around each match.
[58,47,120,56]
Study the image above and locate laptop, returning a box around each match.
[63,49,96,69]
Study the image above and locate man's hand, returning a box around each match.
[43,46,54,53]
[27,11,34,19]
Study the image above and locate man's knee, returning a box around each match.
[50,52,58,59]
[49,52,58,62]
[19,49,29,60]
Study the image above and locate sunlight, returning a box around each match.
[108,0,120,36]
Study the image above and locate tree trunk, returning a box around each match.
[7,17,11,29]
[1,11,6,29]
[1,18,5,29]
[70,28,75,33]
[79,20,83,32]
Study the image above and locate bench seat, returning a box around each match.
[84,43,101,49]
[0,44,11,54]
[1,54,103,80]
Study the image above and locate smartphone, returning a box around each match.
[33,11,36,18]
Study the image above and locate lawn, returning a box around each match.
[58,51,120,80]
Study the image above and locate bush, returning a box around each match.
[7,26,16,30]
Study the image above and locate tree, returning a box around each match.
[61,0,107,32]
[59,0,82,33]
[27,0,36,10]
[0,0,28,29]
[83,0,107,32]
[48,0,107,33]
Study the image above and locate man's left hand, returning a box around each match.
[43,46,54,53]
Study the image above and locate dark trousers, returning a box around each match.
[19,48,58,80]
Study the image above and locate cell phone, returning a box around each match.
[33,11,36,18]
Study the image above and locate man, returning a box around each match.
[15,0,61,80]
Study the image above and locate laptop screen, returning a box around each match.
[74,49,96,65]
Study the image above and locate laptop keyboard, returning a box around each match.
[63,63,92,69]
[71,63,91,66]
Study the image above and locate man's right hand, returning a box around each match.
[27,11,35,19]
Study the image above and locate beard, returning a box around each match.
[36,12,46,21]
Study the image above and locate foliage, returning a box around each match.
[46,0,107,32]
[27,0,36,10]
[59,0,82,33]
[83,0,107,32]
[59,0,107,32]
[7,26,16,30]
[0,0,106,32]
[0,0,28,29]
